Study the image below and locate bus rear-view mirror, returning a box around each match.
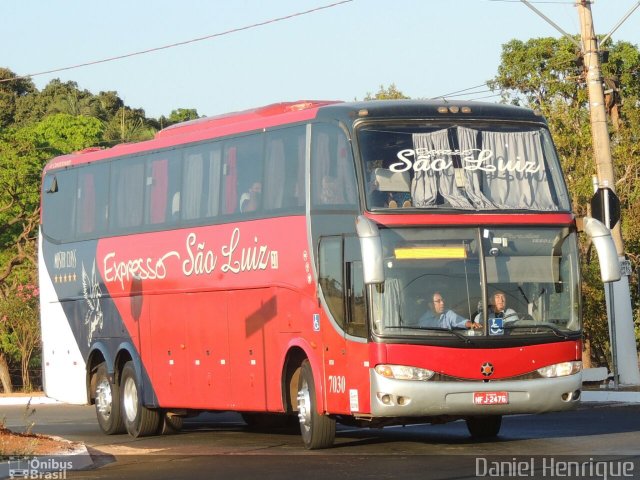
[355,216,384,285]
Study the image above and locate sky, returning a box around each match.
[3,0,640,119]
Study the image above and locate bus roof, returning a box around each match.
[314,99,545,124]
[43,99,544,173]
[43,100,340,172]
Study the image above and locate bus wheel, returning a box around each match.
[466,415,502,439]
[94,363,125,434]
[120,361,160,437]
[156,412,184,434]
[296,360,335,449]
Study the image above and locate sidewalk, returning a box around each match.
[581,382,640,403]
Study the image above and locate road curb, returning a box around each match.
[581,389,640,403]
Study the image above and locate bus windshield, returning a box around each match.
[370,226,581,339]
[357,122,570,211]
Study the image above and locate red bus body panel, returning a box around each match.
[95,216,323,411]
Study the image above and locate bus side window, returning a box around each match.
[264,138,285,210]
[42,170,77,242]
[180,142,222,221]
[234,134,264,215]
[264,125,306,212]
[222,146,238,215]
[294,133,305,207]
[146,154,180,226]
[318,236,346,330]
[76,163,109,237]
[147,158,169,225]
[110,159,144,231]
[76,171,95,235]
[346,261,367,338]
[183,151,204,221]
[205,145,222,218]
[311,124,358,209]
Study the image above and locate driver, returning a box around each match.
[419,291,480,330]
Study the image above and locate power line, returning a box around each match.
[0,0,353,84]
[430,83,490,100]
[442,89,496,99]
[468,93,503,101]
[487,1,575,3]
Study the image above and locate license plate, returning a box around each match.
[473,391,509,405]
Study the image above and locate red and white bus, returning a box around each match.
[39,100,619,448]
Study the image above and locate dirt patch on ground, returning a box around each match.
[0,426,79,456]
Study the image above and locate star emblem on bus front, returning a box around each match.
[480,362,494,377]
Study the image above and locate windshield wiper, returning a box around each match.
[503,323,569,339]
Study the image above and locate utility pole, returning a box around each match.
[521,0,640,385]
[575,0,640,386]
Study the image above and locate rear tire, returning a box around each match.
[156,412,184,434]
[94,363,125,435]
[296,360,335,449]
[466,415,502,438]
[120,361,160,437]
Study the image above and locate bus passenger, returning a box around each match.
[419,291,480,330]
[240,181,262,213]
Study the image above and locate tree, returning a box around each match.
[168,108,199,123]
[29,113,104,154]
[0,68,36,128]
[490,37,640,366]
[96,91,125,119]
[0,351,11,393]
[0,112,105,299]
[0,72,166,390]
[103,107,155,143]
[364,83,409,100]
[489,37,585,108]
[0,283,40,391]
[156,108,199,130]
[0,128,46,294]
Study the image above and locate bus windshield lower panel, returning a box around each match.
[371,227,580,340]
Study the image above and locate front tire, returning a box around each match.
[466,415,502,438]
[296,360,335,449]
[94,363,125,434]
[120,361,160,437]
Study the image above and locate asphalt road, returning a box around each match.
[2,402,640,479]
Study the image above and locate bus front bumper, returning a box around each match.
[369,370,582,417]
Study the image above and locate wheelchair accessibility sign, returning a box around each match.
[489,317,504,336]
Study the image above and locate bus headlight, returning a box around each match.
[375,364,435,381]
[537,361,582,378]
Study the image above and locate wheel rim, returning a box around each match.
[123,376,139,423]
[95,379,112,419]
[297,377,312,440]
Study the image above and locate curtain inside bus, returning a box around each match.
[410,127,556,211]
